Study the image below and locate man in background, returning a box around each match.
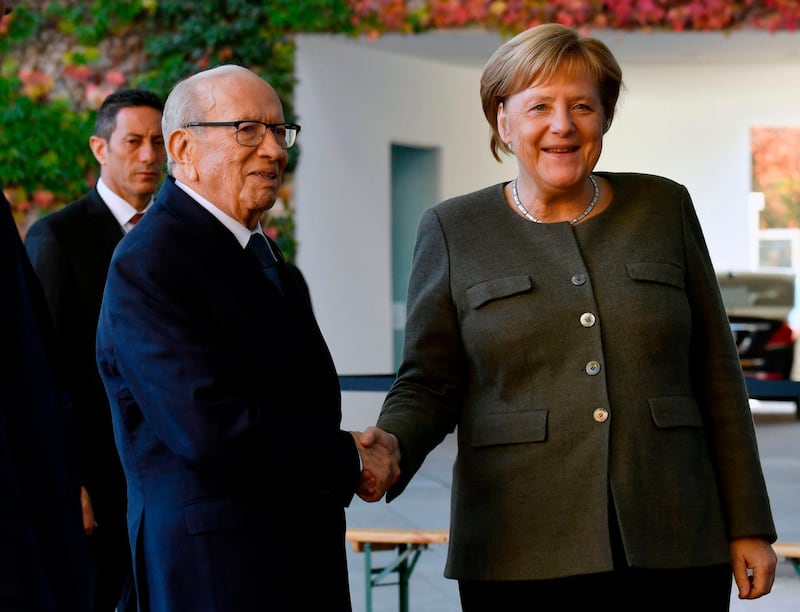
[25,88,165,612]
[0,160,92,612]
[1,2,92,609]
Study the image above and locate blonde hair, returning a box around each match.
[480,24,623,162]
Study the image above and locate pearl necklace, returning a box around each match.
[512,175,599,225]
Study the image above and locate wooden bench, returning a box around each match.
[773,542,800,577]
[346,528,449,612]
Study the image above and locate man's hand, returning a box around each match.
[350,427,401,502]
[731,537,777,599]
[80,485,98,536]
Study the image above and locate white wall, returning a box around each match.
[295,35,513,374]
[600,63,800,272]
[294,32,800,376]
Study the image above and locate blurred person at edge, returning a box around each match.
[0,0,92,610]
[96,64,400,611]
[25,88,165,612]
[361,23,777,611]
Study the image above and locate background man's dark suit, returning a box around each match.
[0,191,91,611]
[97,178,360,611]
[25,187,131,609]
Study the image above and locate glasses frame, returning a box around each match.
[183,120,301,149]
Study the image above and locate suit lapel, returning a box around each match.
[86,187,125,262]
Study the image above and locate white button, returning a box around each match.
[585,361,601,375]
[593,408,609,423]
[580,312,596,327]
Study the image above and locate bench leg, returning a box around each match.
[397,544,409,612]
[361,542,427,611]
[364,543,373,612]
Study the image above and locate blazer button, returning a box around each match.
[571,274,587,286]
[579,312,596,327]
[593,407,609,423]
[585,360,601,375]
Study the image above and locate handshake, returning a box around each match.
[351,427,401,502]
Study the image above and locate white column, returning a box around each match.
[748,192,765,271]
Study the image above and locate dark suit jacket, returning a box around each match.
[25,188,131,593]
[96,177,359,611]
[378,172,777,581]
[0,192,90,611]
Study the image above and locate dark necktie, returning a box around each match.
[129,212,143,225]
[246,233,283,293]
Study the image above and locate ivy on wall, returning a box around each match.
[347,0,800,35]
[0,1,138,233]
[2,0,798,254]
[752,126,800,229]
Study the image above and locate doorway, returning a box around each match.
[391,144,440,371]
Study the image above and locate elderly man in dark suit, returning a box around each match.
[96,64,399,611]
[26,88,165,612]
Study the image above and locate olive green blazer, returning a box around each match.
[378,172,776,581]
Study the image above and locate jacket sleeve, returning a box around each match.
[681,187,777,542]
[378,207,461,499]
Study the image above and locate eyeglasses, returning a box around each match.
[184,120,301,149]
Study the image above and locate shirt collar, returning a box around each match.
[173,179,260,249]
[96,177,153,230]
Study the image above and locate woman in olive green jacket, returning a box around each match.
[364,23,777,611]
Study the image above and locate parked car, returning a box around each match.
[716,270,798,380]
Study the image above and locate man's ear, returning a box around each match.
[89,135,107,166]
[169,129,198,181]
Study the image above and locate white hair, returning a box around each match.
[162,65,257,174]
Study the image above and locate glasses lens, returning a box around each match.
[280,126,297,149]
[235,122,297,149]
[235,122,266,147]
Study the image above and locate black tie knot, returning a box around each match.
[246,234,283,293]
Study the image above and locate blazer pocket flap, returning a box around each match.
[472,409,547,447]
[649,396,703,428]
[466,275,532,309]
[626,262,684,289]
[184,498,275,534]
